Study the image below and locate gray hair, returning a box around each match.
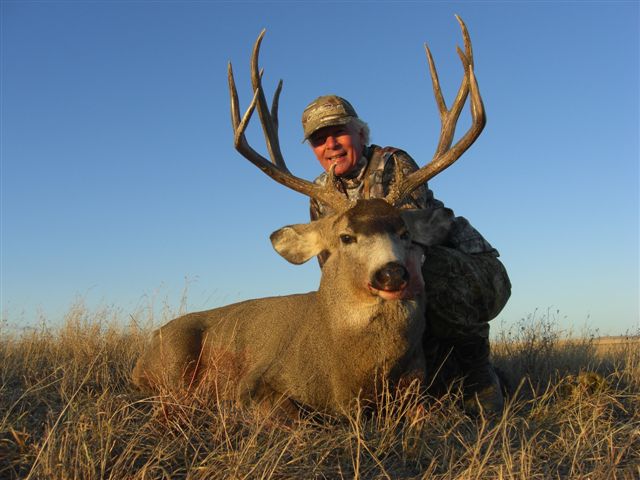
[349,118,370,145]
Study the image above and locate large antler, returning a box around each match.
[386,15,486,206]
[228,30,351,212]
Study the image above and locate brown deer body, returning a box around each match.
[134,200,452,413]
[133,16,486,416]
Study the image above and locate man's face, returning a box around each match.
[309,123,365,176]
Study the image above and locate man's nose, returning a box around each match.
[325,135,339,148]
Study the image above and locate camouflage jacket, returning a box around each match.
[309,144,499,256]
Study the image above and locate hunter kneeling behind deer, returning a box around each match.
[133,17,510,416]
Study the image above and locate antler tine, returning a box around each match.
[455,14,473,69]
[387,16,486,206]
[228,62,260,157]
[228,32,351,212]
[271,79,283,135]
[429,15,473,160]
[250,30,289,173]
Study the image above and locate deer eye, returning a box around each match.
[340,234,357,245]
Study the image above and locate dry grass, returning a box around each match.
[1,304,638,479]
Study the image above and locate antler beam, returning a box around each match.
[228,30,351,212]
[386,15,486,206]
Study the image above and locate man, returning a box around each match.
[302,95,511,412]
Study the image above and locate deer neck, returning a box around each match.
[316,275,426,407]
[317,265,425,335]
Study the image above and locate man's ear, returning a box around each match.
[401,207,454,247]
[270,222,326,265]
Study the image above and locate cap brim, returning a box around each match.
[302,116,353,142]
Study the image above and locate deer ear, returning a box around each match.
[401,207,454,247]
[270,223,325,265]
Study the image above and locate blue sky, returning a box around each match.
[2,1,638,336]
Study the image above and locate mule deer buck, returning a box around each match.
[133,16,485,416]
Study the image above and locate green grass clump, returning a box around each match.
[1,305,638,479]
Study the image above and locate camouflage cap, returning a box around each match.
[301,95,358,141]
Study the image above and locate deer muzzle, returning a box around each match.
[368,262,412,300]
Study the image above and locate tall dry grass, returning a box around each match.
[1,304,638,479]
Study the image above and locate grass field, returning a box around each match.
[1,304,638,479]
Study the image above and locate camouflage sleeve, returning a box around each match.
[309,171,330,222]
[310,197,322,222]
[382,149,443,210]
[448,216,499,256]
[385,150,499,256]
[309,185,329,267]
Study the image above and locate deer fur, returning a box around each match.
[133,199,453,415]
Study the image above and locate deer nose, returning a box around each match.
[372,262,409,292]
